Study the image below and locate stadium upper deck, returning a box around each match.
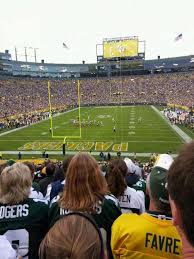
[0,50,194,78]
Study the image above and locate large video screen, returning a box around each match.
[103,39,138,58]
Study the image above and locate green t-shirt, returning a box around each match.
[0,198,49,259]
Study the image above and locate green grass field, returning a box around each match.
[0,105,185,153]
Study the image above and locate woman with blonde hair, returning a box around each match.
[39,213,104,259]
[49,152,121,258]
[0,162,48,259]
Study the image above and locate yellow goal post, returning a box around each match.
[47,80,82,144]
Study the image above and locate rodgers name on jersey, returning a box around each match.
[0,198,48,259]
[0,204,29,219]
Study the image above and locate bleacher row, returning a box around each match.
[0,146,194,258]
[1,71,194,258]
[1,71,194,128]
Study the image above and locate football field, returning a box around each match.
[0,105,185,154]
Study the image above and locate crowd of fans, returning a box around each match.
[0,142,194,258]
[163,107,194,130]
[1,71,194,129]
[1,72,194,258]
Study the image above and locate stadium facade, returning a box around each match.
[0,49,194,78]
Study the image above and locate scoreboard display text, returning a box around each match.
[103,39,138,59]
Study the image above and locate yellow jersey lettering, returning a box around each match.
[145,233,180,255]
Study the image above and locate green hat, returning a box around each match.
[150,166,169,204]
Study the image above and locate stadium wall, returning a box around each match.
[0,50,194,78]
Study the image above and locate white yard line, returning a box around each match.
[0,140,182,143]
[0,108,78,137]
[151,106,192,143]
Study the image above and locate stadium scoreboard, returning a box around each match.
[103,37,138,59]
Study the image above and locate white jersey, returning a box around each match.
[29,187,44,200]
[118,186,144,214]
[137,190,145,213]
[44,184,52,202]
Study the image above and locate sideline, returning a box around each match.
[151,106,192,143]
[0,150,178,158]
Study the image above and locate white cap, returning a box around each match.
[154,154,174,171]
[124,158,141,176]
[0,235,17,259]
[124,158,134,173]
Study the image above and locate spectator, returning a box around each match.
[124,158,139,186]
[49,152,121,258]
[33,164,46,183]
[111,154,182,258]
[22,162,43,200]
[168,141,194,258]
[116,151,121,157]
[107,159,145,214]
[42,150,46,158]
[50,156,73,201]
[39,213,105,259]
[99,151,104,161]
[128,159,146,208]
[100,164,107,177]
[1,72,194,129]
[18,151,22,160]
[39,162,55,198]
[0,162,48,258]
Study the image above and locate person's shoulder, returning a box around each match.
[118,212,139,221]
[38,177,45,185]
[49,196,60,211]
[125,186,141,199]
[27,198,49,207]
[104,194,119,207]
[32,181,40,191]
[113,213,154,235]
[133,178,146,187]
[113,213,140,228]
[52,180,64,190]
[125,186,137,194]
[50,195,60,206]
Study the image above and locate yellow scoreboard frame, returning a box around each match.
[103,39,138,59]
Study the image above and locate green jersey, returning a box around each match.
[132,179,150,210]
[49,194,121,259]
[0,198,49,259]
[132,179,146,194]
[49,194,121,231]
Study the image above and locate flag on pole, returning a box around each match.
[174,33,183,42]
[63,42,69,49]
